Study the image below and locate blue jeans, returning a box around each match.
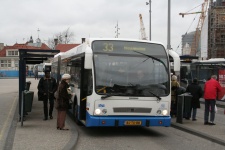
[204,100,216,123]
[191,108,197,119]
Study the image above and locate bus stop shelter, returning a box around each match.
[18,49,60,117]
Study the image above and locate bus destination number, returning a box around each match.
[103,43,113,52]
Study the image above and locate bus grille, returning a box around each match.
[113,107,151,113]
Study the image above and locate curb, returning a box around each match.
[63,112,79,150]
[1,96,19,150]
[171,123,225,146]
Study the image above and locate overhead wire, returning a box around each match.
[175,3,204,53]
[175,13,198,53]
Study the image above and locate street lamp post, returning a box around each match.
[167,0,171,50]
[146,0,151,41]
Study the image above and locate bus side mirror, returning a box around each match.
[84,53,92,69]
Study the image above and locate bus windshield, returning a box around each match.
[92,40,169,97]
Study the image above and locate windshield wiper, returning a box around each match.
[148,90,161,101]
[133,51,168,73]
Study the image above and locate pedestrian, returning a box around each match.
[204,75,222,125]
[171,75,180,117]
[185,78,203,121]
[34,68,38,80]
[37,71,57,120]
[56,73,72,130]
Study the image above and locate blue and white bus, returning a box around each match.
[33,64,44,78]
[52,38,172,127]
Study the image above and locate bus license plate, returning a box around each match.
[125,121,142,126]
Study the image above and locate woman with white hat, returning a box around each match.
[56,73,72,130]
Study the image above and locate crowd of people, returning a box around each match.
[171,74,222,125]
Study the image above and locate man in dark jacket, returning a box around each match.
[38,71,57,120]
[186,78,203,121]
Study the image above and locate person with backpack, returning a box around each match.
[38,71,57,120]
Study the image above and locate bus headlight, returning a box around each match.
[94,108,101,115]
[162,110,168,116]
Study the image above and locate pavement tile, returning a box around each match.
[11,78,78,150]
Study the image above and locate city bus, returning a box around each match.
[190,58,225,100]
[52,38,172,127]
[33,64,44,78]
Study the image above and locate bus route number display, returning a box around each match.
[103,43,113,52]
[92,41,147,54]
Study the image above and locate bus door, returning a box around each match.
[79,57,93,121]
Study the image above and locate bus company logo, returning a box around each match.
[161,104,165,108]
[98,104,105,107]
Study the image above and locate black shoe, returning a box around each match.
[185,118,190,120]
[208,122,216,125]
[50,116,53,119]
[43,117,48,121]
[192,119,197,121]
[59,128,69,130]
[204,122,209,125]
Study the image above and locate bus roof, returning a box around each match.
[87,38,164,45]
[192,58,225,65]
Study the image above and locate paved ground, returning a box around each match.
[171,102,225,146]
[2,78,78,150]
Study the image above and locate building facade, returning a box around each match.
[0,37,51,77]
[208,0,225,58]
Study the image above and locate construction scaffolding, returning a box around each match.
[208,0,225,58]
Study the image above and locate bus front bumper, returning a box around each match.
[85,112,171,127]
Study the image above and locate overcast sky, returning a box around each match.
[0,0,206,54]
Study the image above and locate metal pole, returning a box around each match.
[21,91,24,126]
[149,0,151,41]
[146,1,152,41]
[167,0,171,50]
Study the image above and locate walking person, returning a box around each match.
[37,71,57,120]
[171,75,180,117]
[34,68,38,80]
[185,78,203,121]
[204,75,222,125]
[56,74,72,130]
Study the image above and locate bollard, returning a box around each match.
[176,95,184,123]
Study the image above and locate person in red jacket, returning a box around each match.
[204,75,222,125]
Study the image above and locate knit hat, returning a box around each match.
[62,74,71,80]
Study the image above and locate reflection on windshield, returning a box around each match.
[94,53,169,97]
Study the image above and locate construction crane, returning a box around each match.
[139,14,147,40]
[179,0,209,56]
